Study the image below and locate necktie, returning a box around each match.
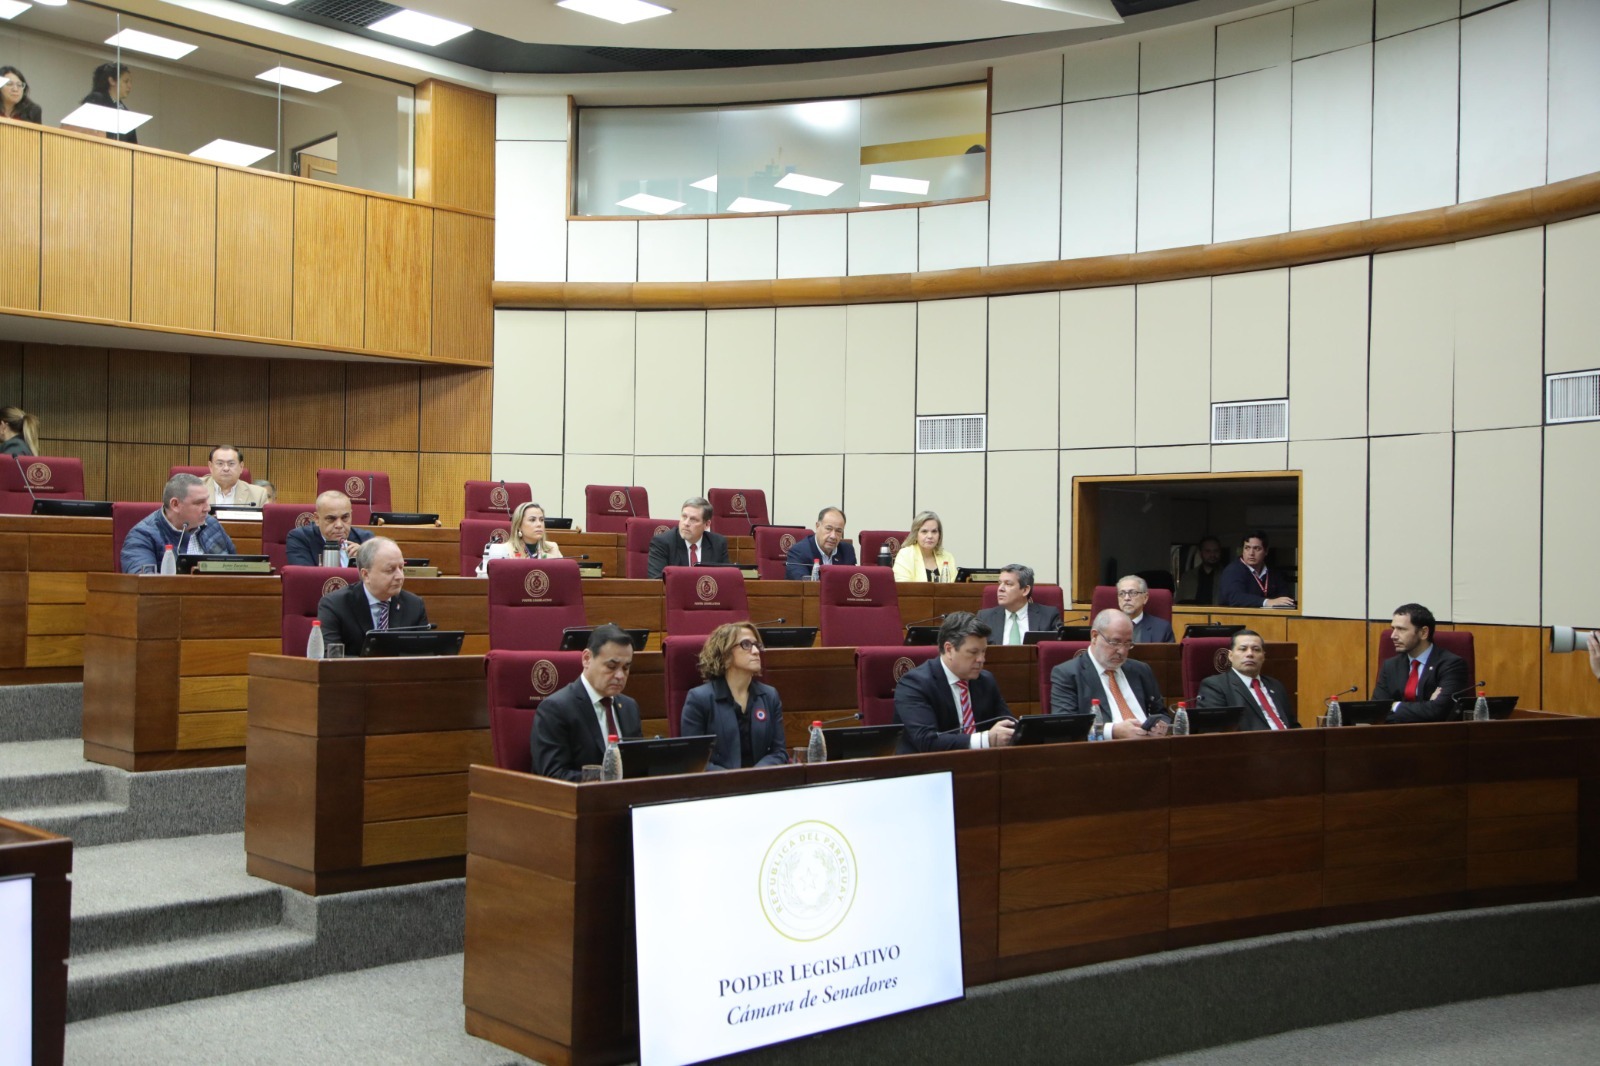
[1404,659,1421,701]
[1104,670,1134,721]
[955,680,975,734]
[376,600,390,631]
[689,542,698,566]
[1251,677,1286,730]
[600,696,619,737]
[1007,613,1021,646]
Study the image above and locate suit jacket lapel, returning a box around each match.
[930,663,960,728]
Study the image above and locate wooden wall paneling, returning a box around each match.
[419,366,492,453]
[0,124,40,311]
[108,351,189,445]
[345,363,421,452]
[23,344,106,441]
[433,212,493,363]
[1448,624,1541,708]
[414,80,496,214]
[106,443,189,504]
[215,170,293,339]
[1541,643,1600,717]
[0,343,20,405]
[1285,617,1367,726]
[345,451,419,512]
[189,356,271,450]
[418,453,490,528]
[1210,613,1288,642]
[261,449,346,508]
[39,137,131,321]
[365,199,433,356]
[268,360,345,451]
[33,441,106,499]
[293,185,366,349]
[131,154,216,331]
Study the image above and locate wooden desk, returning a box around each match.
[0,817,71,1066]
[463,716,1600,1066]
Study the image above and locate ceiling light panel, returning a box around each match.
[774,172,842,197]
[726,197,790,213]
[556,0,672,26]
[105,28,198,60]
[60,103,151,135]
[256,66,341,93]
[616,192,684,214]
[190,138,274,166]
[869,174,931,195]
[0,2,32,21]
[367,9,472,46]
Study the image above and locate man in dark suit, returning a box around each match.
[1372,603,1469,723]
[977,563,1063,645]
[315,537,427,656]
[286,490,373,567]
[1116,574,1174,642]
[1048,610,1169,738]
[532,623,644,780]
[1176,535,1225,605]
[1217,530,1296,609]
[785,506,856,579]
[1196,629,1298,730]
[647,496,729,579]
[894,612,1014,753]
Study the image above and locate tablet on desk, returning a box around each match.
[1012,712,1094,745]
[1188,705,1245,734]
[1335,700,1393,725]
[560,627,649,651]
[821,724,903,761]
[359,629,465,657]
[32,499,113,517]
[617,735,715,778]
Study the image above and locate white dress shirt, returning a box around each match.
[940,658,993,749]
[1235,669,1284,729]
[1087,646,1150,728]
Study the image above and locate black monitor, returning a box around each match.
[402,558,431,568]
[359,629,465,657]
[758,626,817,649]
[903,626,940,647]
[560,627,649,652]
[821,724,903,761]
[1012,712,1094,745]
[175,553,270,575]
[1453,695,1518,720]
[542,517,574,530]
[955,567,1004,583]
[1183,624,1246,639]
[617,734,715,778]
[32,499,113,517]
[1335,700,1393,726]
[1188,705,1245,734]
[370,511,438,525]
[1025,626,1093,645]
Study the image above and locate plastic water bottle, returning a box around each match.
[601,734,623,781]
[1171,702,1190,736]
[306,620,324,660]
[807,721,827,764]
[1090,698,1103,738]
[810,558,821,582]
[1089,722,1104,742]
[159,544,177,575]
[1473,693,1491,721]
[1325,697,1342,728]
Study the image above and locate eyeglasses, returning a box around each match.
[736,639,762,653]
[1098,637,1135,649]
[1116,590,1145,599]
[2,80,24,92]
[212,459,239,468]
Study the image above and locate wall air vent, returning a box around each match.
[916,415,986,453]
[1211,400,1288,444]
[1546,370,1600,424]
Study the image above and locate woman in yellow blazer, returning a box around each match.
[892,510,956,583]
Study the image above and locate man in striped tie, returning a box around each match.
[315,536,429,656]
[894,612,1015,753]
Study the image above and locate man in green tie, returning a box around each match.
[976,564,1064,646]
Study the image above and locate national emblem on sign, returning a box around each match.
[344,477,365,498]
[731,492,747,514]
[295,512,315,528]
[892,656,915,682]
[489,486,508,509]
[531,659,559,695]
[695,575,718,602]
[25,462,49,486]
[609,490,627,511]
[779,533,796,551]
[489,527,508,544]
[321,576,349,597]
[848,572,871,599]
[525,569,550,600]
[759,821,858,942]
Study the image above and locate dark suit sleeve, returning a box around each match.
[1040,606,1064,630]
[285,528,316,567]
[680,686,728,770]
[1216,562,1260,608]
[707,533,730,566]
[1047,660,1081,716]
[784,539,812,580]
[617,695,643,740]
[317,588,358,653]
[532,694,585,782]
[893,669,969,753]
[976,673,1010,721]
[646,534,671,580]
[405,592,429,630]
[1387,651,1467,724]
[1195,673,1232,709]
[1153,618,1175,642]
[754,685,787,767]
[1270,678,1301,728]
[840,544,857,566]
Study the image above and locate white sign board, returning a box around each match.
[632,773,963,1066]
[0,875,32,1066]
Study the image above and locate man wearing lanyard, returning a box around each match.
[1217,530,1296,609]
[1196,630,1299,730]
[120,473,238,573]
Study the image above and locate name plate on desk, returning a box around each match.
[578,563,604,579]
[403,566,441,578]
[192,559,272,574]
[739,565,760,580]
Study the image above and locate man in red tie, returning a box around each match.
[1196,630,1298,730]
[893,612,1016,753]
[532,623,644,780]
[647,496,730,578]
[1371,603,1469,723]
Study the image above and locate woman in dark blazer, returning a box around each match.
[679,622,787,770]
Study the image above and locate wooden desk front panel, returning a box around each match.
[0,818,72,1066]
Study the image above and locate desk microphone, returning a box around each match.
[176,521,191,556]
[498,479,514,521]
[1059,615,1088,626]
[1450,680,1487,699]
[11,454,39,507]
[1325,685,1359,701]
[623,485,638,518]
[812,710,864,726]
[750,617,788,628]
[903,614,948,630]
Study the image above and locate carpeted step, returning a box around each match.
[1,763,244,846]
[0,683,82,742]
[0,738,108,809]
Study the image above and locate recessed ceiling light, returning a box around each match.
[0,2,32,21]
[869,174,931,195]
[31,0,61,6]
[858,201,887,208]
[105,28,198,60]
[616,192,685,215]
[556,0,672,26]
[775,172,843,197]
[368,9,471,46]
[726,197,790,213]
[256,66,341,93]
[190,138,274,166]
[60,103,151,135]
[689,175,717,193]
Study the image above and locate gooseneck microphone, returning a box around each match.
[1450,680,1487,699]
[811,710,864,726]
[749,617,788,628]
[623,485,638,517]
[11,454,39,506]
[903,614,949,630]
[498,479,514,521]
[1326,685,1359,701]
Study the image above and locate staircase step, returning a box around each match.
[0,683,82,742]
[4,800,131,843]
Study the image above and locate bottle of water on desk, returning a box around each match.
[807,721,827,764]
[159,544,176,575]
[1325,697,1342,728]
[601,734,622,781]
[1171,703,1190,736]
[1089,699,1103,739]
[306,620,324,660]
[810,559,820,582]
[1473,693,1491,721]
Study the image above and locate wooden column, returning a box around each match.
[414,80,496,215]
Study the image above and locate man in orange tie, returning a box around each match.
[1196,629,1298,730]
[1047,609,1168,737]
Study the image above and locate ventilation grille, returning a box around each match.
[1547,370,1600,424]
[1212,400,1288,443]
[294,0,401,27]
[916,415,986,453]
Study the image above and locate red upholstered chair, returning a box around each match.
[281,566,357,656]
[707,488,769,538]
[1090,585,1173,622]
[855,646,937,726]
[625,516,674,579]
[754,525,808,580]
[315,469,392,525]
[463,480,531,522]
[1037,640,1092,714]
[487,558,586,652]
[111,502,161,570]
[857,530,908,569]
[1375,629,1476,691]
[663,635,709,737]
[460,518,515,578]
[980,583,1067,610]
[485,650,585,772]
[585,484,649,534]
[262,503,319,572]
[1180,638,1234,702]
[169,464,253,483]
[1,456,86,515]
[818,566,902,647]
[663,566,750,636]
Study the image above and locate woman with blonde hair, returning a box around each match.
[892,509,956,583]
[679,622,787,770]
[478,500,562,575]
[1,406,38,457]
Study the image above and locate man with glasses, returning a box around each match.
[1048,609,1168,738]
[201,445,269,507]
[1115,574,1173,642]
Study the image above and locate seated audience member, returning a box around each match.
[785,506,854,578]
[1176,535,1224,605]
[1196,629,1298,730]
[478,501,562,575]
[680,622,786,770]
[66,62,138,143]
[287,490,372,567]
[1217,530,1296,609]
[1117,574,1174,642]
[201,445,269,507]
[315,537,426,657]
[894,612,1015,753]
[893,510,956,583]
[532,623,644,780]
[0,67,40,124]
[647,496,729,579]
[121,473,237,573]
[0,405,38,457]
[1371,603,1468,723]
[977,563,1063,645]
[255,480,278,503]
[1049,609,1168,738]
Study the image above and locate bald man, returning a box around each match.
[286,490,374,567]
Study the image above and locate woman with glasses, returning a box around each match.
[892,509,956,583]
[0,67,41,124]
[679,622,787,769]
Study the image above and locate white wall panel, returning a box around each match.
[1217,10,1291,77]
[1135,278,1211,446]
[843,454,914,542]
[990,107,1063,266]
[563,312,634,454]
[1459,0,1548,202]
[992,51,1063,113]
[1372,21,1459,218]
[566,220,637,283]
[774,454,843,531]
[1058,447,1136,594]
[913,452,984,565]
[917,298,988,415]
[1140,25,1215,91]
[634,312,706,455]
[1543,421,1600,624]
[492,311,565,455]
[1454,229,1544,431]
[634,456,704,515]
[1136,445,1210,473]
[1136,83,1214,252]
[1545,214,1600,375]
[1293,0,1374,59]
[919,201,989,273]
[844,303,916,453]
[1060,286,1136,449]
[1214,65,1291,243]
[707,216,777,281]
[560,454,634,526]
[777,213,847,280]
[1368,246,1454,437]
[985,450,1059,582]
[1368,432,1452,619]
[987,292,1060,451]
[495,141,567,282]
[1061,95,1138,258]
[1212,269,1289,402]
[1548,0,1600,183]
[1062,38,1138,102]
[1376,0,1457,38]
[774,307,846,454]
[703,456,773,510]
[1453,428,1541,625]
[1290,437,1367,618]
[491,454,563,509]
[848,208,919,276]
[704,309,774,455]
[496,95,568,141]
[1291,45,1373,231]
[637,219,707,283]
[1212,442,1288,472]
[1289,257,1369,441]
